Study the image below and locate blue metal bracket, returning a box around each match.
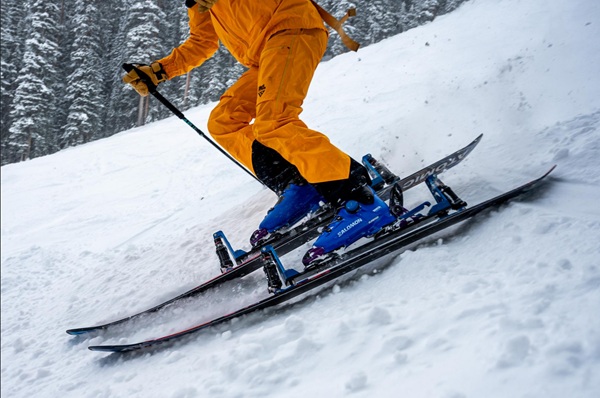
[424,174,467,216]
[425,175,453,216]
[261,245,300,286]
[213,231,247,261]
[362,154,386,190]
[401,201,431,220]
[362,153,399,191]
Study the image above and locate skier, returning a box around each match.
[122,0,395,264]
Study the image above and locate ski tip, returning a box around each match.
[88,345,127,353]
[88,345,110,352]
[66,325,105,335]
[66,328,92,335]
[536,164,557,181]
[546,164,557,175]
[88,343,148,353]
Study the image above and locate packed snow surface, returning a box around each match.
[2,0,599,397]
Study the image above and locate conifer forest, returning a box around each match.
[0,0,465,165]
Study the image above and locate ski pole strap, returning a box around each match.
[311,1,360,52]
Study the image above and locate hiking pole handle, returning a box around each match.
[122,63,263,186]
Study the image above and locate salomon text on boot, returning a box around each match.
[302,184,395,267]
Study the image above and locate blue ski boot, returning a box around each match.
[250,181,325,247]
[302,187,396,266]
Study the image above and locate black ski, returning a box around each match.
[66,134,482,336]
[87,166,555,353]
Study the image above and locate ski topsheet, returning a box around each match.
[88,166,555,353]
[66,135,483,336]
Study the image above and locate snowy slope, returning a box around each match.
[2,0,600,397]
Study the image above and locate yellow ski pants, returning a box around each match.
[207,28,351,184]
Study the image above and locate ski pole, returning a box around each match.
[122,63,263,186]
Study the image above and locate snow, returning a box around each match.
[2,0,600,397]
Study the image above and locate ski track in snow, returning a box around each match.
[2,0,600,397]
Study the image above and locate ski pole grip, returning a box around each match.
[123,63,186,120]
[122,63,157,94]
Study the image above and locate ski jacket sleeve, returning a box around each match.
[157,7,219,79]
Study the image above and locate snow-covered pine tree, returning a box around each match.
[354,0,403,45]
[418,0,442,24]
[6,1,62,162]
[106,0,166,131]
[176,8,199,110]
[102,0,131,137]
[399,0,450,30]
[52,0,75,151]
[61,0,105,148]
[156,1,188,113]
[0,2,26,164]
[124,0,166,126]
[439,0,467,14]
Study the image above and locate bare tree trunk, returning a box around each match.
[137,96,145,127]
[23,133,32,161]
[183,72,192,108]
[144,96,150,123]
